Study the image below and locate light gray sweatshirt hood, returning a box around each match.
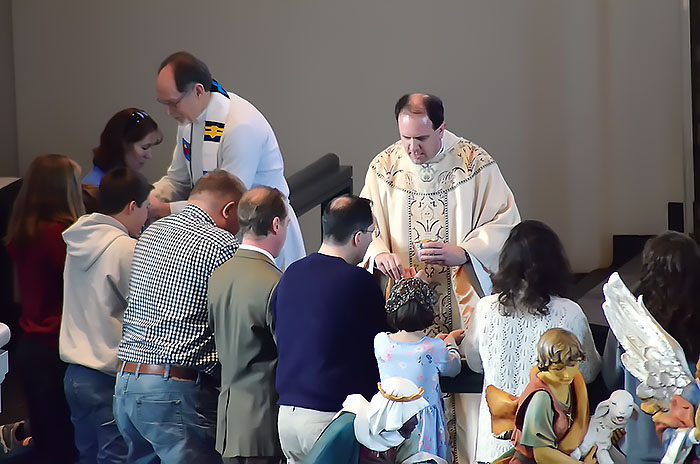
[63,213,131,272]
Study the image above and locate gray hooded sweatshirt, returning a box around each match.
[59,213,136,374]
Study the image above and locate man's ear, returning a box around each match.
[352,231,361,247]
[222,201,236,218]
[271,216,281,235]
[123,200,137,215]
[193,82,206,97]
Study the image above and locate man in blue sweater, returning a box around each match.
[271,195,389,464]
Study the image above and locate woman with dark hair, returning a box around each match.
[464,220,600,463]
[83,108,162,186]
[602,231,700,463]
[5,154,85,463]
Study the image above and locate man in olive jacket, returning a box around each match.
[208,185,291,463]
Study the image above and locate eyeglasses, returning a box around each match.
[360,225,377,235]
[157,89,191,109]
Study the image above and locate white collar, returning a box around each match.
[238,244,275,263]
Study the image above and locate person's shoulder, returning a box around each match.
[45,220,71,234]
[367,140,404,174]
[548,296,585,316]
[198,223,237,247]
[374,331,389,344]
[225,93,271,127]
[451,137,497,175]
[345,264,381,289]
[108,233,137,254]
[477,293,500,308]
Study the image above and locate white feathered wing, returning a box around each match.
[602,272,693,413]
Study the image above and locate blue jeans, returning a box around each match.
[63,364,128,463]
[113,367,221,464]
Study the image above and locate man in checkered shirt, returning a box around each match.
[114,170,246,464]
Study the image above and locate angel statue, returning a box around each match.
[485,328,595,464]
[602,270,700,464]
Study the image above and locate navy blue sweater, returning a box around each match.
[271,253,388,412]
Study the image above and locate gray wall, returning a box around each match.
[7,1,690,271]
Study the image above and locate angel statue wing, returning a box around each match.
[602,272,693,413]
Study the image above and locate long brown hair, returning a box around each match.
[5,154,84,245]
[637,231,700,360]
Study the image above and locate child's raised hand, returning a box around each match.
[403,267,417,278]
[435,333,448,341]
[444,329,465,346]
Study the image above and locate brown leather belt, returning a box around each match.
[119,361,199,381]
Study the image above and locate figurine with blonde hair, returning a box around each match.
[486,328,594,464]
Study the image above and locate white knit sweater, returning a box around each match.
[464,294,601,463]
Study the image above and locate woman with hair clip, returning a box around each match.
[83,107,162,186]
[5,154,85,463]
[603,231,700,464]
[464,220,601,464]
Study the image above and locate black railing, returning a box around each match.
[288,153,353,217]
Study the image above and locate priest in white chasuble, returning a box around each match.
[361,93,520,464]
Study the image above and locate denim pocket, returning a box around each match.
[135,397,183,445]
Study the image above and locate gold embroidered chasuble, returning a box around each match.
[362,130,519,330]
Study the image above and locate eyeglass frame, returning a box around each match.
[157,87,193,109]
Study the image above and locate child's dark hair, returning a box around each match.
[385,278,436,331]
[492,220,572,316]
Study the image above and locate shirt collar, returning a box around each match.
[182,203,216,226]
[238,244,275,263]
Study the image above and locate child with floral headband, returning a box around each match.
[374,277,464,463]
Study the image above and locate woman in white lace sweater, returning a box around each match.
[464,220,601,463]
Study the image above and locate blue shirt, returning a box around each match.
[271,253,388,412]
[83,165,105,186]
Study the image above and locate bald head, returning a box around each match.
[237,186,287,238]
[394,93,444,130]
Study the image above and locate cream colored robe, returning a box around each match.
[361,130,520,463]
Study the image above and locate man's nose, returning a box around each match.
[409,139,419,152]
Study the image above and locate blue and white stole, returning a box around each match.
[181,80,230,181]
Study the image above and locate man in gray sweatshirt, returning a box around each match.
[59,167,152,464]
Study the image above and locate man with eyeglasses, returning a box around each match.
[149,51,305,270]
[270,195,389,463]
[360,93,521,464]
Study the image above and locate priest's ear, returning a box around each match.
[437,122,446,138]
[192,82,207,98]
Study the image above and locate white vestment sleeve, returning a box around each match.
[360,167,392,264]
[461,163,520,274]
[464,300,484,373]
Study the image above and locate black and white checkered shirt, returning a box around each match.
[118,204,238,374]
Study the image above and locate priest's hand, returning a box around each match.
[416,242,469,267]
[148,194,171,221]
[375,252,405,282]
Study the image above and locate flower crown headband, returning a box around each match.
[385,277,436,314]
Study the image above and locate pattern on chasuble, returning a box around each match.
[369,138,496,463]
